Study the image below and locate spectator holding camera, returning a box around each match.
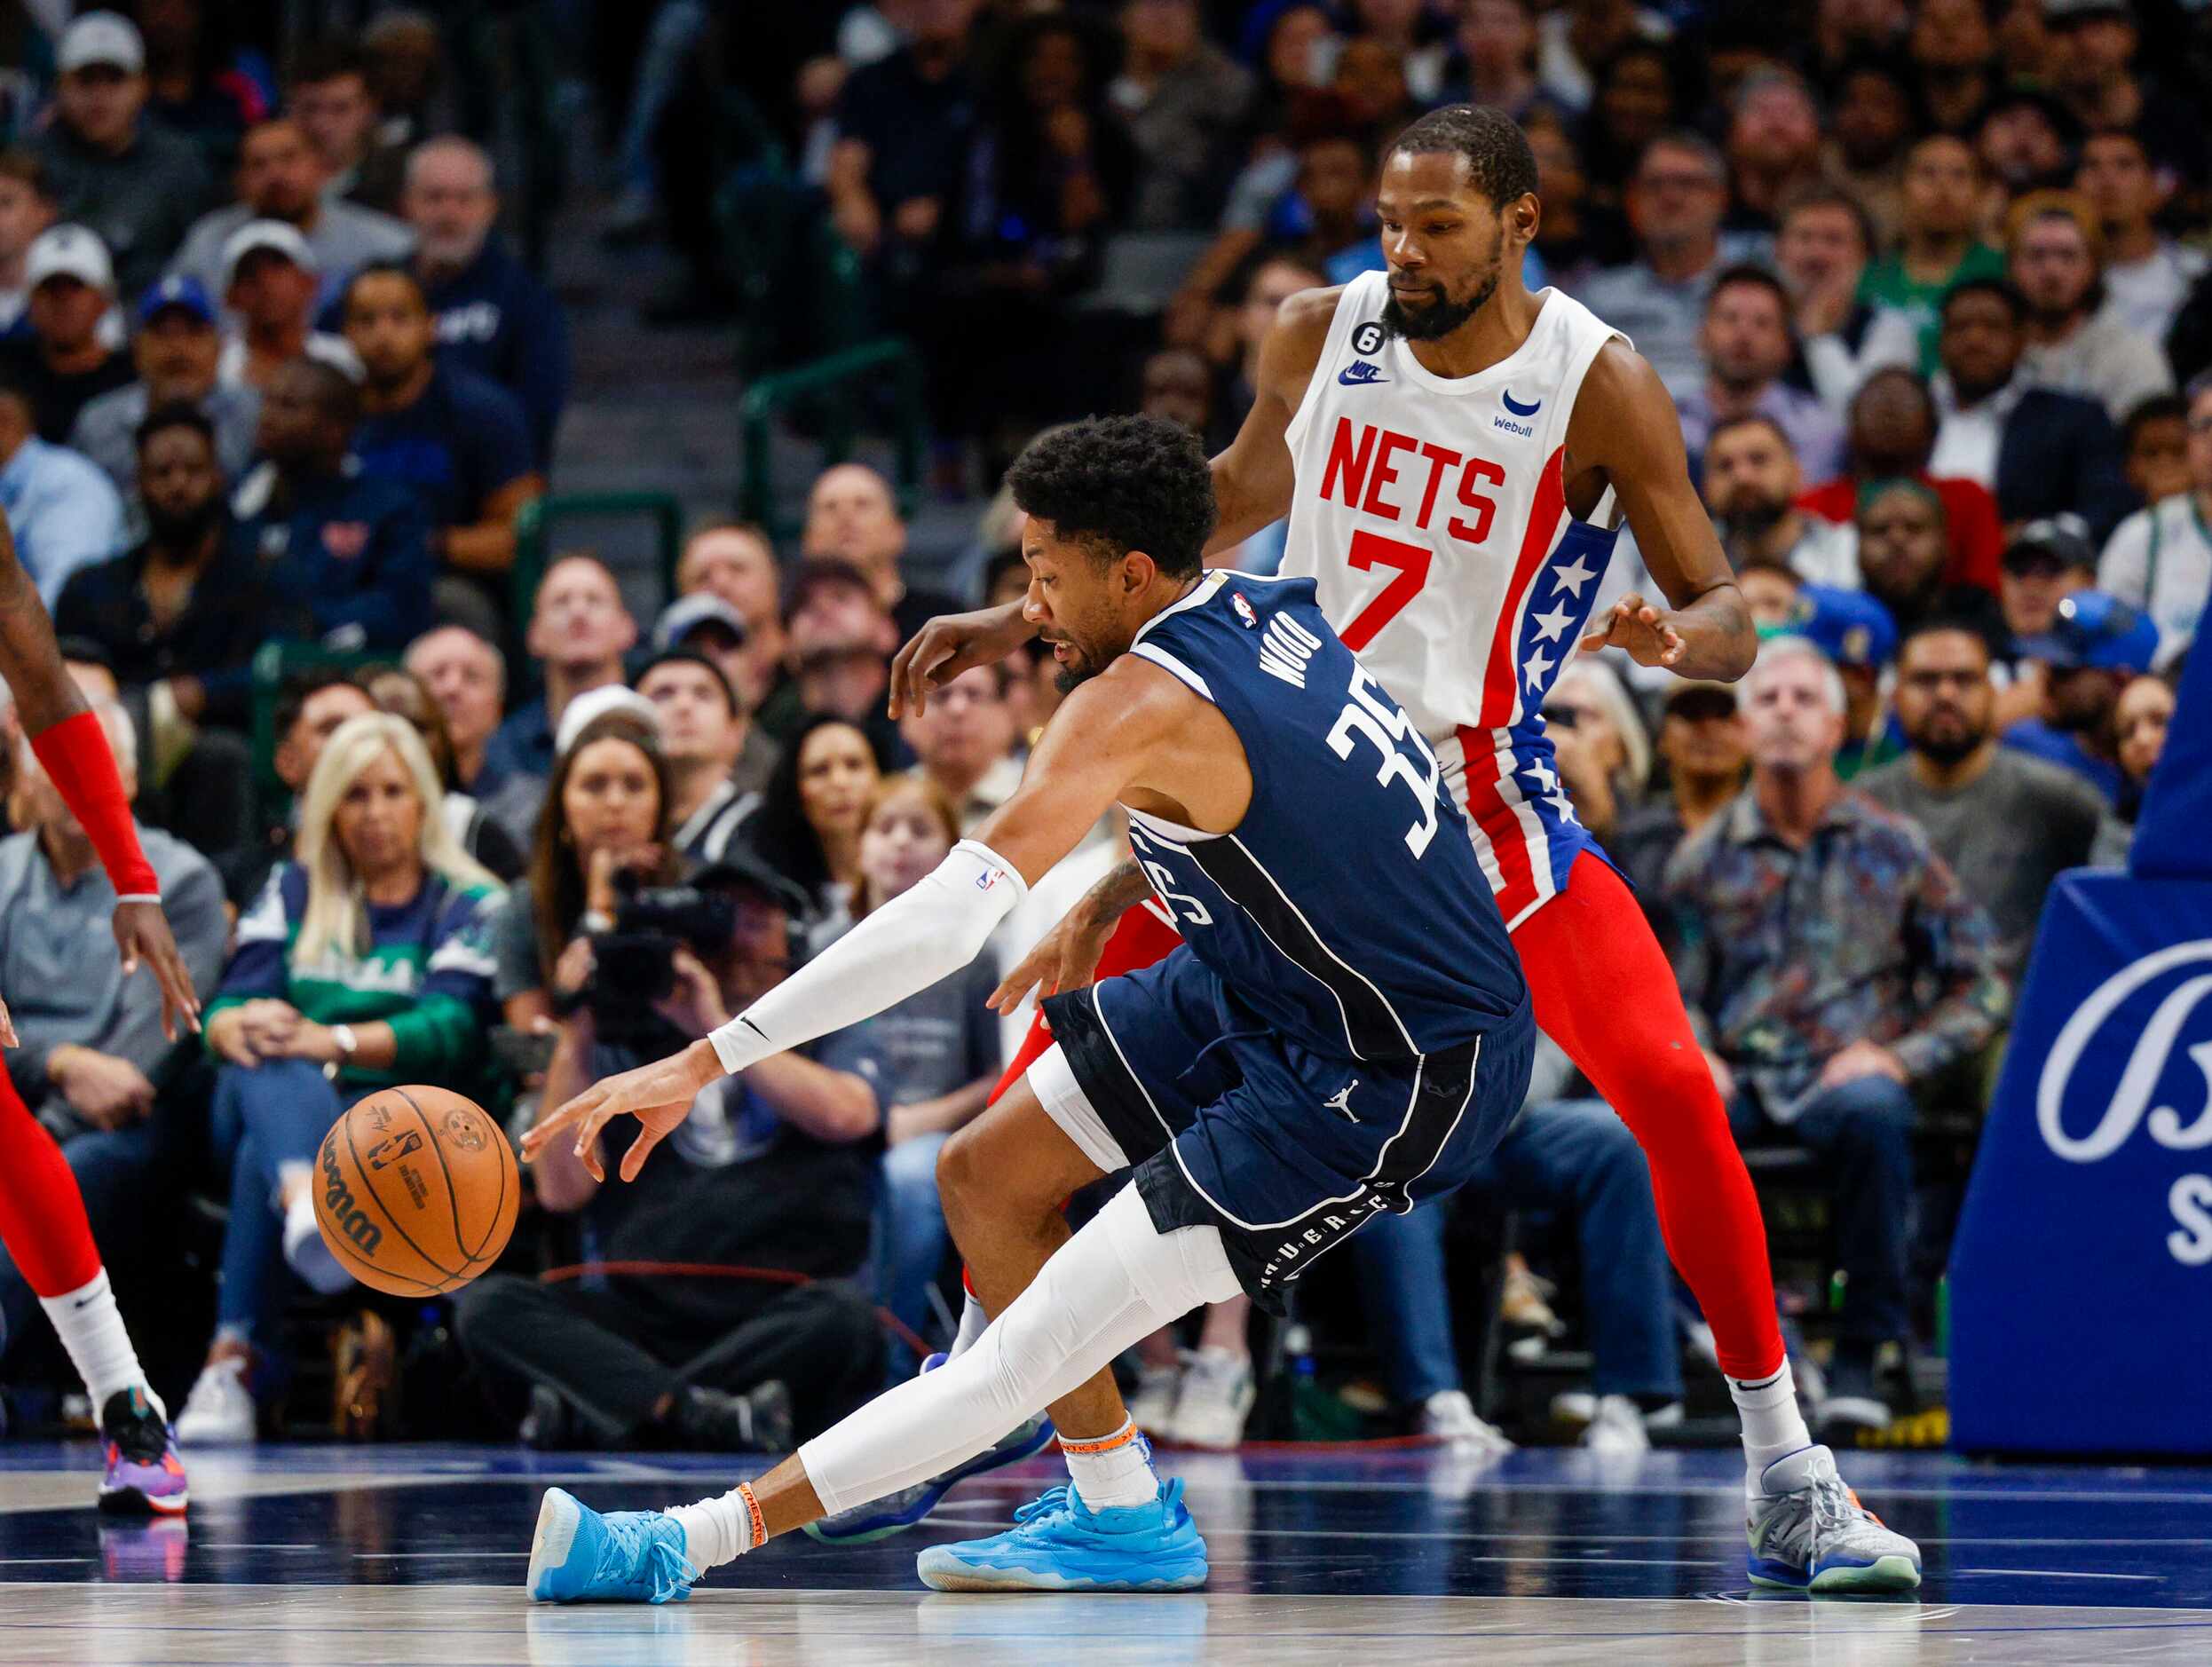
[179,713,502,1444]
[459,857,886,1453]
[0,699,225,1363]
[853,775,1000,1350]
[493,705,676,1034]
[739,712,887,951]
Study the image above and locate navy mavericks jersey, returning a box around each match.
[1120,571,1528,1060]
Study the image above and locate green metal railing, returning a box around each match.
[738,338,926,544]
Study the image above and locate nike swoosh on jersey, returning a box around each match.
[1339,361,1389,385]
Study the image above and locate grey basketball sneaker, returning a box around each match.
[1746,1444,1922,1593]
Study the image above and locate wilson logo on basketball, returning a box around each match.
[319,1135,383,1256]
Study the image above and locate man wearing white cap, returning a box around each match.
[28,12,213,299]
[167,119,411,312]
[0,225,133,442]
[214,220,359,394]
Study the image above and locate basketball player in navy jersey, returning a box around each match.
[896,106,1922,1594]
[520,414,1542,1600]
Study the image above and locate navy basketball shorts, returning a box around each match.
[1036,947,1536,1314]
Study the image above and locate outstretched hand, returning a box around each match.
[989,901,1117,1014]
[1578,592,1687,668]
[114,899,201,1039]
[520,1039,723,1183]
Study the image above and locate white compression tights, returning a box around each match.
[802,1183,1242,1518]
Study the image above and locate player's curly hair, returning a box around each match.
[1005,414,1216,581]
[1388,105,1540,209]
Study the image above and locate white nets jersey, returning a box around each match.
[1277,271,1629,929]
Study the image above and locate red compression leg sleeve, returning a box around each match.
[1512,856,1786,1382]
[0,1066,101,1296]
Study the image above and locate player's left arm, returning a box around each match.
[526,662,1191,1181]
[1568,341,1757,683]
[0,524,201,1039]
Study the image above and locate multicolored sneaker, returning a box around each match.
[915,1478,1208,1592]
[1747,1445,1922,1593]
[525,1488,699,1604]
[802,1354,1056,1545]
[97,1388,187,1516]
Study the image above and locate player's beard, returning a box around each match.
[1379,259,1501,342]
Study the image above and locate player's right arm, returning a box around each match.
[525,661,1199,1181]
[1205,286,1338,562]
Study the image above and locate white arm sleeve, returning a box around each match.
[707,840,1027,1075]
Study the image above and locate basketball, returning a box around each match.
[312,1086,519,1298]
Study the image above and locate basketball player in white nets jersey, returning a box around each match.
[897,107,1918,1593]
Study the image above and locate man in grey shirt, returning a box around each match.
[168,118,413,313]
[1860,620,2104,982]
[67,276,259,518]
[0,699,226,1359]
[28,13,215,299]
[1575,132,1772,400]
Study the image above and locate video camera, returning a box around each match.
[583,879,739,1046]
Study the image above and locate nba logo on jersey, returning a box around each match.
[1232,592,1258,628]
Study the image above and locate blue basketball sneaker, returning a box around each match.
[1746,1445,1922,1593]
[526,1488,699,1604]
[802,1354,1056,1545]
[915,1478,1207,1592]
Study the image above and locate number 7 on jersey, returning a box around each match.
[1337,529,1432,652]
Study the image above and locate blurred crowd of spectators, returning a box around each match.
[0,0,2200,1461]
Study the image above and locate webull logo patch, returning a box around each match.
[320,1135,383,1256]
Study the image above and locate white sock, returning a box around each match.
[1730,1357,1812,1484]
[669,1481,764,1570]
[1061,1418,1158,1511]
[800,1189,1239,1518]
[951,1290,989,1358]
[40,1268,162,1420]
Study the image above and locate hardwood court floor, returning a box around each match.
[3,1440,2208,1663]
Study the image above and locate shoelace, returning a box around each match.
[1012,1486,1074,1527]
[598,1514,699,1603]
